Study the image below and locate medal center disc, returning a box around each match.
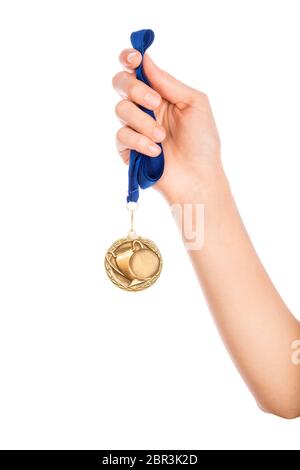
[129,249,160,280]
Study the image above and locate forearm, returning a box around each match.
[171,166,300,418]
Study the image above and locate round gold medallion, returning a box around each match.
[104,236,162,291]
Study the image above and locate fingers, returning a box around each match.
[116,126,162,164]
[119,48,142,71]
[116,48,201,107]
[112,70,162,111]
[115,100,165,143]
[114,48,166,167]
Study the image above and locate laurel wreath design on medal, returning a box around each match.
[104,236,162,291]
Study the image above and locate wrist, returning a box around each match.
[162,161,229,206]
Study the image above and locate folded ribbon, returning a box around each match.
[127,29,165,203]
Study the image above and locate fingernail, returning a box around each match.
[127,52,137,63]
[144,92,161,108]
[153,126,165,141]
[148,143,161,156]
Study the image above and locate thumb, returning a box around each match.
[143,54,195,104]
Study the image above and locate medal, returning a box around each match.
[105,29,164,291]
[104,204,162,291]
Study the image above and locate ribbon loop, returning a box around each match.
[127,29,165,203]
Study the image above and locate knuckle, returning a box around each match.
[112,71,122,87]
[118,50,127,63]
[116,126,126,142]
[116,143,129,163]
[115,99,128,116]
[189,90,209,107]
[112,70,131,89]
[121,152,130,164]
[197,90,209,102]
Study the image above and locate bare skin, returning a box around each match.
[112,49,300,419]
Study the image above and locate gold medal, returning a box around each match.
[104,203,162,291]
[104,236,162,291]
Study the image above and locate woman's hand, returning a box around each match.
[112,49,222,204]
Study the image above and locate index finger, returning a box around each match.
[119,48,142,71]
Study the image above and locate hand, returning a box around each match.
[112,49,223,203]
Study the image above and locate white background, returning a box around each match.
[0,0,300,450]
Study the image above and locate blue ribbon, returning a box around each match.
[127,29,165,203]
